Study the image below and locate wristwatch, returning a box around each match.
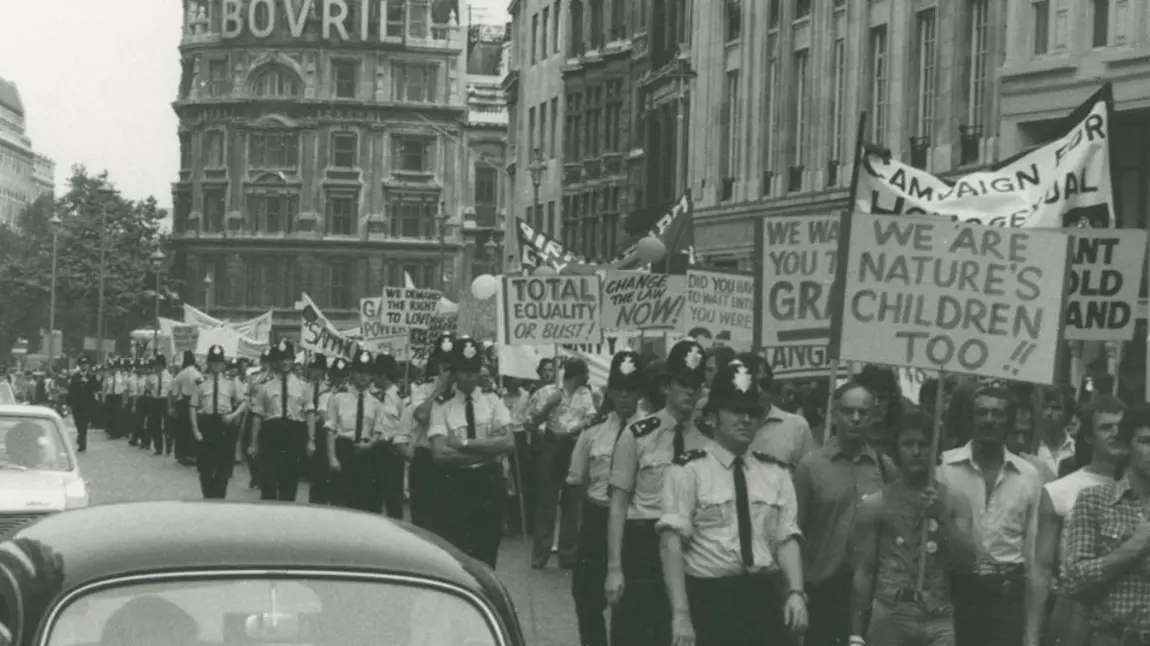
[787,589,808,604]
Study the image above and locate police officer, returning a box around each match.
[66,356,101,452]
[567,350,646,646]
[143,354,170,455]
[128,358,149,447]
[170,350,203,466]
[190,345,245,498]
[103,358,127,439]
[606,339,709,646]
[305,353,333,504]
[405,332,456,531]
[241,348,274,488]
[249,339,314,501]
[373,351,406,519]
[658,359,808,646]
[428,336,514,568]
[328,350,395,511]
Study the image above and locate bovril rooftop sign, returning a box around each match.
[218,0,414,41]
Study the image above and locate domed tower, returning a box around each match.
[170,0,471,336]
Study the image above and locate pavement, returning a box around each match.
[70,421,581,646]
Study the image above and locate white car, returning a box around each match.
[0,404,90,537]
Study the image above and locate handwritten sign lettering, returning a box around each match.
[600,271,687,332]
[379,287,442,331]
[686,270,754,351]
[1064,230,1148,341]
[503,275,600,346]
[758,215,838,347]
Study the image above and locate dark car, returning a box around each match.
[0,502,526,646]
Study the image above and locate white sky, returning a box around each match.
[0,0,510,205]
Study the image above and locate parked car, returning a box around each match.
[0,501,526,646]
[0,405,89,538]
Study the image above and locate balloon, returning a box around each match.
[636,236,667,263]
[470,274,500,300]
[534,265,558,276]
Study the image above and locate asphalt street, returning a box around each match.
[69,422,581,646]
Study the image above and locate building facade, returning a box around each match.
[170,0,483,334]
[688,0,1004,268]
[0,77,54,227]
[504,0,566,242]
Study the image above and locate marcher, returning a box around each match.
[66,357,101,452]
[103,358,128,439]
[249,339,314,501]
[170,351,202,466]
[127,358,148,447]
[428,336,514,568]
[659,359,808,646]
[327,350,402,512]
[606,339,709,646]
[740,353,818,468]
[241,348,274,488]
[305,354,333,504]
[190,345,244,499]
[144,354,170,455]
[567,350,645,646]
[372,351,406,519]
[405,333,455,531]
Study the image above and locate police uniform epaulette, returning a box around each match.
[587,411,609,428]
[674,449,707,466]
[629,415,662,437]
[436,391,453,404]
[752,451,784,466]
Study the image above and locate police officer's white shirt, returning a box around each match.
[325,385,403,443]
[609,409,709,520]
[428,387,512,467]
[376,384,406,442]
[191,372,243,414]
[658,441,802,579]
[402,379,439,448]
[251,373,314,422]
[568,410,646,505]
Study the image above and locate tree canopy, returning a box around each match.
[0,166,177,362]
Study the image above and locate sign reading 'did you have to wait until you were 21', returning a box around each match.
[502,275,601,346]
[829,212,1072,385]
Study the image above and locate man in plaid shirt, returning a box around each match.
[1061,402,1150,646]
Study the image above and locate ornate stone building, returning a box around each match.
[170,0,491,334]
[0,76,54,227]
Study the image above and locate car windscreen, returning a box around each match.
[45,576,502,646]
[0,416,71,472]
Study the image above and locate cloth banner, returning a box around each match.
[516,218,579,272]
[182,304,273,343]
[502,275,601,346]
[194,327,240,358]
[299,293,364,361]
[600,271,687,332]
[685,269,754,352]
[614,191,696,273]
[171,325,199,353]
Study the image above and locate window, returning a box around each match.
[725,0,742,41]
[408,3,429,38]
[793,49,809,166]
[761,35,778,192]
[393,62,437,102]
[1091,0,1108,47]
[768,0,780,28]
[205,131,224,167]
[179,134,192,169]
[174,192,192,233]
[207,59,228,97]
[327,193,358,235]
[966,1,989,127]
[249,195,297,233]
[249,132,299,168]
[829,38,846,171]
[532,13,539,63]
[329,261,354,309]
[611,0,624,39]
[395,136,431,172]
[589,0,604,49]
[570,0,584,55]
[331,132,357,168]
[549,97,559,156]
[540,104,548,156]
[915,10,937,138]
[795,0,811,19]
[528,106,537,155]
[605,82,622,152]
[720,69,739,194]
[203,189,226,233]
[554,0,562,52]
[474,165,498,227]
[386,3,404,37]
[868,25,889,144]
[251,67,301,97]
[1032,0,1050,55]
[333,60,357,98]
[388,196,436,238]
[541,7,550,57]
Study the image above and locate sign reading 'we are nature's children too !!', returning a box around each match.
[829,212,1072,385]
[502,275,601,346]
[600,271,687,332]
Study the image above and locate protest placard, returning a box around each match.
[171,325,200,353]
[755,215,839,348]
[599,271,687,332]
[378,287,442,332]
[503,275,600,346]
[686,270,754,351]
[829,212,1072,384]
[456,291,499,340]
[358,297,408,353]
[766,345,832,380]
[300,293,362,360]
[1065,229,1148,342]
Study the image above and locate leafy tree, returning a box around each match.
[0,166,179,360]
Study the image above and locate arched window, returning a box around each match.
[251,66,301,98]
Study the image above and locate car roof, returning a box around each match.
[13,502,498,595]
[0,405,64,422]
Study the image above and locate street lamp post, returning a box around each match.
[672,44,698,197]
[484,238,500,274]
[526,148,545,234]
[436,201,451,286]
[149,250,166,348]
[203,272,214,313]
[94,188,114,364]
[47,214,62,374]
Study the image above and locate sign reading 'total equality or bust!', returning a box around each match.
[502,275,601,346]
[829,212,1072,385]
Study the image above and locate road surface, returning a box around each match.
[72,424,581,646]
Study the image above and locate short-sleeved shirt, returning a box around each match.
[657,442,801,579]
[373,384,406,442]
[608,409,708,520]
[191,372,244,415]
[305,380,330,422]
[428,388,512,468]
[750,405,819,468]
[504,390,532,434]
[172,366,203,400]
[567,410,644,505]
[326,386,390,442]
[524,383,598,436]
[251,373,315,422]
[146,372,172,398]
[403,379,439,448]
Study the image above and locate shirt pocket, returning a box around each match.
[1099,519,1131,551]
[750,489,787,544]
[694,495,731,529]
[997,502,1030,541]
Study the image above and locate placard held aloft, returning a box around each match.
[502,275,601,346]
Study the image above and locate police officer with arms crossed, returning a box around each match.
[249,339,315,501]
[190,345,246,499]
[659,359,808,646]
[428,336,514,568]
[372,351,407,519]
[405,333,456,531]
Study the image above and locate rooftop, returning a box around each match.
[0,76,24,117]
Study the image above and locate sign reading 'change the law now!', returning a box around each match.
[829,212,1072,385]
[502,275,601,346]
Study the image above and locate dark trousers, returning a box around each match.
[532,432,579,566]
[332,437,384,512]
[145,398,167,454]
[805,567,853,646]
[197,415,236,499]
[507,432,535,535]
[439,463,505,568]
[73,408,91,451]
[952,570,1025,646]
[572,501,609,646]
[105,394,123,437]
[611,519,671,646]
[308,428,331,504]
[379,449,405,519]
[241,414,257,485]
[129,398,146,444]
[686,574,784,646]
[409,448,443,532]
[257,419,306,501]
[174,399,196,463]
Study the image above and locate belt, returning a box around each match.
[887,588,926,604]
[969,562,1025,576]
[1100,625,1150,646]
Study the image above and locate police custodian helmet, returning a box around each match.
[706,360,763,415]
[206,344,226,363]
[351,349,374,373]
[373,351,398,380]
[664,339,708,387]
[307,353,328,372]
[270,339,295,362]
[450,336,483,374]
[608,351,644,391]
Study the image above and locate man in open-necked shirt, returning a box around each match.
[937,383,1043,646]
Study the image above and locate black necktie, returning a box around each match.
[355,392,365,442]
[158,372,163,397]
[281,376,289,419]
[213,374,219,414]
[733,456,754,569]
[313,383,321,410]
[465,394,477,439]
[673,423,685,459]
